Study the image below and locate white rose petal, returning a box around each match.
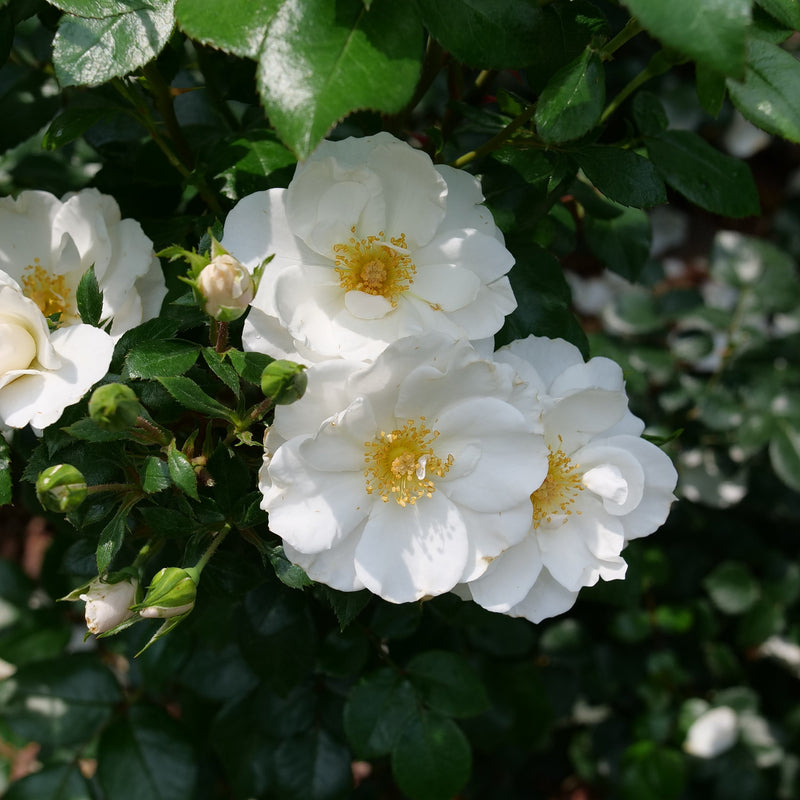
[224,132,517,362]
[684,706,739,759]
[260,334,549,604]
[463,335,678,623]
[0,188,166,338]
[81,577,138,635]
[0,272,113,431]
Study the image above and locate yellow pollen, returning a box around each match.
[364,418,454,507]
[334,229,415,306]
[21,262,72,323]
[532,443,584,528]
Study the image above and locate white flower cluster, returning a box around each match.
[222,133,679,623]
[0,189,166,432]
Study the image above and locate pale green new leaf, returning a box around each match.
[53,0,176,87]
[257,0,423,158]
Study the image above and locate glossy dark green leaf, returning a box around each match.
[227,349,274,385]
[141,455,171,493]
[96,507,128,573]
[391,709,471,800]
[273,728,353,800]
[201,348,240,394]
[125,341,199,379]
[727,37,800,143]
[695,63,727,117]
[620,742,686,800]
[622,0,750,77]
[3,762,91,800]
[632,91,669,136]
[156,376,236,421]
[583,203,651,281]
[755,0,800,29]
[175,0,277,58]
[704,561,760,614]
[167,444,199,500]
[267,546,314,589]
[320,586,371,630]
[258,0,423,158]
[0,435,10,506]
[574,145,667,208]
[535,48,604,143]
[769,422,800,491]
[62,418,130,442]
[0,654,122,749]
[42,105,119,150]
[406,650,489,718]
[52,1,177,87]
[97,705,197,800]
[75,264,102,327]
[646,130,759,217]
[344,669,417,758]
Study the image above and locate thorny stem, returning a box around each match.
[87,483,135,495]
[194,524,231,574]
[600,49,678,124]
[212,319,229,353]
[132,415,171,447]
[450,102,537,168]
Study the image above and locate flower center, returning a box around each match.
[364,418,453,507]
[21,261,73,324]
[531,443,584,528]
[334,229,415,306]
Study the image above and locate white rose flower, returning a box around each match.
[80,576,138,635]
[684,706,738,758]
[462,335,678,623]
[0,188,167,337]
[0,272,113,430]
[223,132,517,362]
[260,334,549,603]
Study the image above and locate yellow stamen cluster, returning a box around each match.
[21,261,72,323]
[532,443,584,528]
[364,418,454,507]
[334,229,415,306]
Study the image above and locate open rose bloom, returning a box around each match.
[259,335,549,603]
[0,272,113,430]
[223,132,517,362]
[462,336,678,623]
[0,188,166,337]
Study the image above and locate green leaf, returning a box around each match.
[0,435,11,507]
[175,0,277,58]
[75,265,103,327]
[645,130,760,217]
[111,318,180,372]
[97,705,197,800]
[42,105,119,150]
[156,376,236,421]
[727,37,800,143]
[52,1,177,87]
[704,561,761,614]
[391,709,471,800]
[406,650,489,718]
[535,48,605,143]
[755,0,800,29]
[769,421,800,491]
[632,90,669,136]
[227,349,274,384]
[61,418,130,442]
[3,763,91,800]
[126,340,199,379]
[622,0,750,77]
[620,742,686,800]
[167,444,199,500]
[344,669,417,758]
[96,507,128,573]
[268,546,314,589]
[141,456,171,494]
[695,63,727,117]
[257,0,423,158]
[201,348,240,395]
[583,203,651,281]
[0,654,122,749]
[320,586,371,630]
[273,728,353,800]
[573,145,667,208]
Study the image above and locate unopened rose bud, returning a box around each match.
[36,464,87,512]
[196,254,255,322]
[89,383,143,431]
[79,577,138,635]
[260,359,308,405]
[134,566,197,619]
